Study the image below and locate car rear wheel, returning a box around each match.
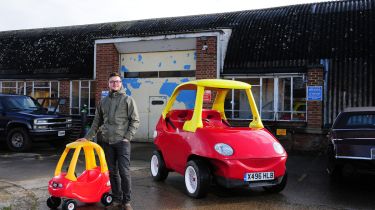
[6,127,32,152]
[150,150,169,181]
[263,172,288,193]
[184,160,211,198]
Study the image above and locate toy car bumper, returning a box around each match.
[216,173,285,188]
[210,156,287,186]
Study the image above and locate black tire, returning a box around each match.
[327,144,343,182]
[150,150,169,181]
[6,127,32,152]
[184,160,211,198]
[101,193,113,206]
[263,172,288,193]
[46,196,61,209]
[329,165,343,183]
[62,199,77,210]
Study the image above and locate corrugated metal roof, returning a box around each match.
[0,0,374,78]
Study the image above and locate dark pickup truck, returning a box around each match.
[0,94,72,152]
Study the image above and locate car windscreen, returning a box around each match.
[3,96,41,111]
[333,112,375,129]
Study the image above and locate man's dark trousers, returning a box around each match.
[101,141,131,204]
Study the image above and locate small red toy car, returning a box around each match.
[47,141,112,210]
[150,79,287,198]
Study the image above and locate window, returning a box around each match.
[70,80,96,115]
[334,112,375,129]
[0,81,25,94]
[0,80,60,111]
[224,75,306,121]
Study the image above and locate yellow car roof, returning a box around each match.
[176,79,251,90]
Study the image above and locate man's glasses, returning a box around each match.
[109,80,122,84]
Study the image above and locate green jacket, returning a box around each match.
[85,87,140,144]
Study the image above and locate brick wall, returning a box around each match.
[196,37,217,108]
[59,80,70,114]
[95,44,119,105]
[196,37,217,80]
[307,67,324,129]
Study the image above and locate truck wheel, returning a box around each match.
[62,199,77,210]
[150,150,169,181]
[184,160,211,198]
[101,193,113,206]
[263,172,288,193]
[6,127,32,152]
[46,196,61,208]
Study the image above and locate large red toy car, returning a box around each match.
[150,79,287,198]
[47,141,112,210]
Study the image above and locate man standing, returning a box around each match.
[78,72,140,210]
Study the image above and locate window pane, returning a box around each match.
[292,77,306,121]
[1,82,17,94]
[224,90,234,118]
[51,82,59,98]
[238,90,252,119]
[32,89,49,99]
[72,81,79,108]
[34,81,49,88]
[17,82,25,95]
[277,78,291,120]
[26,82,33,96]
[81,81,89,88]
[81,87,89,108]
[261,78,274,120]
[2,82,16,88]
[237,78,260,109]
[89,81,96,115]
[224,89,252,119]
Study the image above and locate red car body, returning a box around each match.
[47,141,112,210]
[48,167,110,203]
[151,79,288,198]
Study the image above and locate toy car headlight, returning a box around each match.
[214,143,233,156]
[52,182,63,188]
[273,142,284,154]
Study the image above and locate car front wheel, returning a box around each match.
[184,160,211,198]
[46,196,61,208]
[150,150,169,181]
[6,127,32,152]
[101,193,113,206]
[62,199,77,210]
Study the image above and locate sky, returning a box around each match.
[0,0,334,32]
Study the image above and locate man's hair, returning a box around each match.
[108,72,122,80]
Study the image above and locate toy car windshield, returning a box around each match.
[161,79,264,132]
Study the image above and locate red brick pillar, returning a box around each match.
[95,44,119,105]
[59,80,70,114]
[196,37,217,80]
[307,68,324,129]
[196,37,217,108]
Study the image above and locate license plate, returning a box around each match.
[244,172,274,181]
[58,131,65,137]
